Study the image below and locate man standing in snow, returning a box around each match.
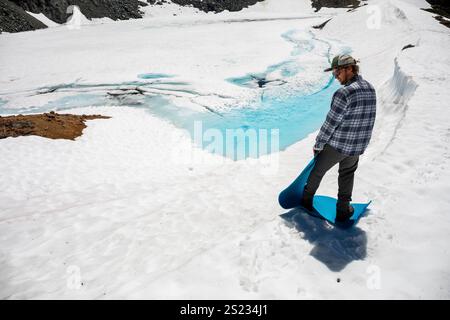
[301,54,376,222]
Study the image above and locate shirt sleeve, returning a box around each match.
[314,89,349,150]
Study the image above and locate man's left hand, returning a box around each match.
[313,147,321,156]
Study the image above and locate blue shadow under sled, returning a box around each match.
[278,157,371,228]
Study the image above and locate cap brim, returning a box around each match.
[323,67,333,72]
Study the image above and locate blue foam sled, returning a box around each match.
[278,157,371,228]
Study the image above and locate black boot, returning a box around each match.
[300,192,314,212]
[336,203,354,222]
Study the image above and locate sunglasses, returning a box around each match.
[332,68,344,77]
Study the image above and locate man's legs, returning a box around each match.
[302,145,360,221]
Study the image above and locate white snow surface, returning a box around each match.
[25,11,60,28]
[0,0,449,299]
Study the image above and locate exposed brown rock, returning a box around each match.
[0,111,110,140]
[312,18,332,29]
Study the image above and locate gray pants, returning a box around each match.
[304,144,359,210]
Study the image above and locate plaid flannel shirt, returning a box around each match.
[314,75,377,156]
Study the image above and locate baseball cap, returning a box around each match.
[324,54,359,72]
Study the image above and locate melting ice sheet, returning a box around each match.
[0,30,342,160]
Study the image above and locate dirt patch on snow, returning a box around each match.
[0,111,109,140]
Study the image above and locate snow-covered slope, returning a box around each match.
[25,11,60,27]
[0,0,449,299]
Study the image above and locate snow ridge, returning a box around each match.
[373,56,418,158]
